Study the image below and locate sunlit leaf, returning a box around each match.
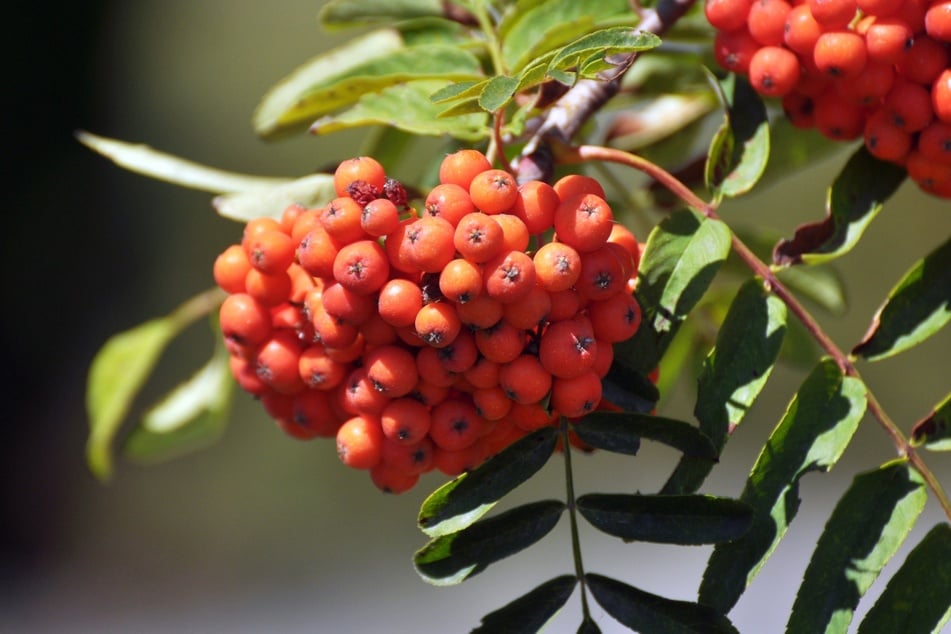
[617,209,732,376]
[664,279,787,494]
[212,173,337,222]
[700,358,867,613]
[787,461,926,633]
[310,80,489,140]
[499,0,635,73]
[547,28,662,81]
[857,523,951,634]
[122,326,233,464]
[577,493,753,545]
[417,426,557,538]
[705,72,770,200]
[85,289,227,480]
[429,79,485,104]
[76,130,289,193]
[478,75,519,112]
[852,237,951,361]
[586,573,739,633]
[910,392,951,451]
[414,500,565,586]
[773,146,906,266]
[319,0,444,28]
[471,575,577,634]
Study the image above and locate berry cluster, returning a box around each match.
[213,151,643,492]
[708,0,951,197]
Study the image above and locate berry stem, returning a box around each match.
[560,416,593,621]
[567,143,951,524]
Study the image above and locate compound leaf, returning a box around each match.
[787,461,926,633]
[471,575,577,634]
[911,392,951,451]
[212,173,337,222]
[418,426,558,538]
[414,500,565,586]
[587,573,739,633]
[699,358,867,613]
[574,411,717,459]
[857,523,951,634]
[664,279,786,494]
[852,237,951,361]
[773,146,906,266]
[705,72,770,200]
[577,493,753,545]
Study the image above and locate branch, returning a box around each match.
[516,0,699,183]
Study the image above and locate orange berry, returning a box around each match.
[588,292,642,343]
[431,440,489,476]
[749,46,801,97]
[339,368,391,417]
[320,197,367,244]
[439,149,492,190]
[813,30,868,79]
[400,216,456,273]
[472,386,513,421]
[359,312,398,347]
[502,284,552,330]
[290,390,342,438]
[416,345,459,387]
[334,156,386,198]
[220,292,272,346]
[332,240,390,295]
[539,316,598,379]
[336,414,385,469]
[214,244,252,294]
[484,250,537,304]
[229,354,270,395]
[245,229,296,275]
[551,370,603,418]
[436,330,479,374]
[425,183,476,226]
[864,109,912,163]
[784,4,823,56]
[321,281,375,325]
[378,278,424,328]
[298,345,347,390]
[748,0,792,46]
[255,331,306,395]
[297,225,341,280]
[807,0,856,28]
[455,294,504,330]
[469,169,519,214]
[381,398,432,444]
[511,180,560,235]
[548,288,583,321]
[244,268,292,307]
[453,212,504,263]
[714,27,761,74]
[576,244,627,302]
[897,35,949,85]
[370,463,421,494]
[506,402,558,432]
[430,399,486,451]
[554,193,614,253]
[499,355,553,405]
[415,302,462,348]
[310,303,360,349]
[474,321,526,364]
[705,0,754,31]
[864,18,913,65]
[365,345,419,398]
[439,258,484,304]
[360,198,401,237]
[493,213,531,253]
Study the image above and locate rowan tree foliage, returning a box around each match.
[82,1,951,631]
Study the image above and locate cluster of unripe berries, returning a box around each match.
[708,0,951,197]
[213,150,643,492]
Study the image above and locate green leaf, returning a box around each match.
[699,358,867,613]
[787,461,927,633]
[617,208,732,375]
[255,36,483,138]
[569,411,641,456]
[575,411,718,459]
[310,79,489,140]
[471,575,578,634]
[86,289,227,480]
[602,357,661,415]
[704,72,770,200]
[418,426,558,538]
[76,130,290,193]
[414,500,565,586]
[430,79,486,104]
[546,28,662,81]
[319,0,444,28]
[586,573,740,633]
[663,279,787,494]
[852,237,951,362]
[212,173,337,222]
[122,325,233,465]
[857,523,951,634]
[499,0,635,73]
[911,392,951,451]
[478,75,519,112]
[773,146,907,266]
[577,493,753,545]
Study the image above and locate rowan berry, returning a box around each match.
[554,193,614,253]
[856,0,901,17]
[336,414,385,469]
[552,174,607,205]
[472,386,514,421]
[511,180,560,235]
[551,370,603,418]
[220,292,272,346]
[507,402,558,433]
[484,250,538,304]
[360,198,400,237]
[836,61,894,105]
[298,345,347,391]
[469,169,519,214]
[436,330,479,374]
[749,45,802,97]
[705,0,755,31]
[291,208,321,243]
[359,313,398,347]
[242,217,283,248]
[310,303,360,349]
[453,212,504,264]
[291,390,342,438]
[415,345,459,387]
[381,397,432,444]
[539,316,598,379]
[533,242,581,292]
[864,18,914,65]
[474,321,526,364]
[365,345,419,398]
[339,367,391,417]
[260,391,295,427]
[438,149,492,190]
[906,150,951,194]
[229,354,270,395]
[896,36,950,85]
[749,0,793,46]
[588,292,643,343]
[244,229,296,276]
[576,244,627,302]
[244,268,292,307]
[591,338,614,378]
[548,288,583,321]
[916,121,951,163]
[279,203,306,235]
[320,281,372,325]
[814,31,868,79]
[431,440,489,476]
[430,399,486,451]
[933,69,951,124]
[784,5,824,56]
[297,225,340,279]
[498,355,553,405]
[415,302,462,348]
[502,284,552,330]
[410,380,451,407]
[894,0,929,34]
[425,183,476,226]
[377,278,423,328]
[714,27,761,74]
[320,197,366,244]
[400,216,456,273]
[863,109,912,163]
[807,0,856,28]
[607,223,641,275]
[813,90,866,139]
[370,463,421,494]
[256,331,306,395]
[927,3,951,42]
[214,244,252,294]
[324,333,366,364]
[332,240,389,295]
[465,356,501,389]
[884,78,935,132]
[455,294,504,330]
[334,156,386,198]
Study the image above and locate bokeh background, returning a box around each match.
[4,1,950,632]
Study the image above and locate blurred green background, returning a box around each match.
[4,1,950,632]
